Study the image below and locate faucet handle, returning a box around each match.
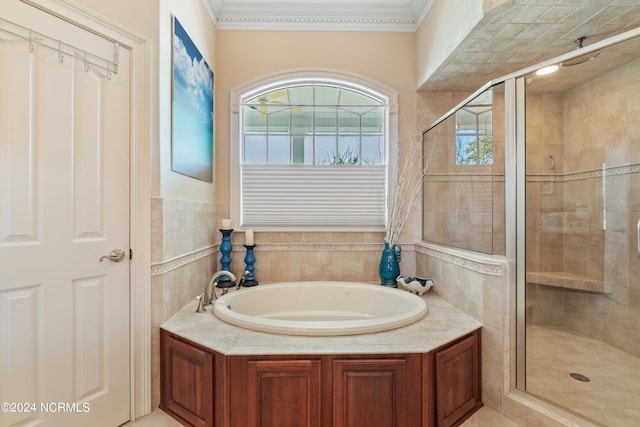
[236,270,251,288]
[195,293,206,313]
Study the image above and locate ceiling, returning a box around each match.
[205,0,640,93]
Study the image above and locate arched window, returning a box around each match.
[230,70,397,230]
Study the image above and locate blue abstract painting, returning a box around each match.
[172,17,214,182]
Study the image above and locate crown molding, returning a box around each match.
[205,0,433,32]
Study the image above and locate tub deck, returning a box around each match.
[161,290,481,356]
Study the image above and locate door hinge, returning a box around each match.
[130,249,133,260]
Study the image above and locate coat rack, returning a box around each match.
[0,17,119,78]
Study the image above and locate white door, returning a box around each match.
[0,2,131,426]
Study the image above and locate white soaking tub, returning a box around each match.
[212,281,428,336]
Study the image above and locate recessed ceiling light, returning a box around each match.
[536,65,559,76]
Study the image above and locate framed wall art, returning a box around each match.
[171,16,214,183]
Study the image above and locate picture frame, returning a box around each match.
[171,16,214,183]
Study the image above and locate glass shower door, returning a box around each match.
[522,34,640,426]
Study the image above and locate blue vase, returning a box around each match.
[379,241,401,286]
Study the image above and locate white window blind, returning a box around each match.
[241,164,386,228]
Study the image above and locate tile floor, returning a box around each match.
[122,409,182,427]
[124,326,640,427]
[123,406,518,427]
[527,325,640,427]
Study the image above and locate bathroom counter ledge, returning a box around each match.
[160,292,482,355]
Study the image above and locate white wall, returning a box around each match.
[415,0,484,89]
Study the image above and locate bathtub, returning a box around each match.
[212,281,428,336]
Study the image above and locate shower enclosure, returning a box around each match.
[422,28,640,426]
[520,30,640,427]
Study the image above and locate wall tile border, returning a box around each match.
[149,242,395,276]
[426,174,505,182]
[425,164,639,184]
[150,246,216,276]
[415,242,505,276]
[527,163,639,182]
[250,243,385,252]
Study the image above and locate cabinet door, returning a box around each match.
[245,359,322,427]
[435,332,481,427]
[160,332,213,427]
[332,358,420,427]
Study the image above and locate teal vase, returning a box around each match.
[379,242,401,286]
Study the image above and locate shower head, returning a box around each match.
[562,37,601,66]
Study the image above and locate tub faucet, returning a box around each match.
[196,270,237,313]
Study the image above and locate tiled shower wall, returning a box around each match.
[421,87,506,256]
[150,197,217,408]
[526,57,640,358]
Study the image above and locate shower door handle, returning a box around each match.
[637,219,640,257]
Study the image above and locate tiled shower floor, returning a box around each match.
[527,325,640,427]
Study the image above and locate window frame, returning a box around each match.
[230,69,398,231]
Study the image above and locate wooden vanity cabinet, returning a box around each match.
[160,328,481,427]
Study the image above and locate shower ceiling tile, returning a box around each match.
[512,5,553,23]
[420,1,640,91]
[562,5,605,24]
[515,23,556,39]
[536,5,578,23]
[496,23,531,38]
[587,6,632,25]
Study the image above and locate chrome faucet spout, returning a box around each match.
[196,270,237,313]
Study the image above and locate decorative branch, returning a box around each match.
[385,104,435,246]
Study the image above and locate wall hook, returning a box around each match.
[83,50,89,72]
[29,30,34,53]
[58,41,64,63]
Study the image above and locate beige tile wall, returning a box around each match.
[226,231,390,283]
[415,244,512,416]
[150,197,217,408]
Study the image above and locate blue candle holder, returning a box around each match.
[242,244,259,287]
[218,228,234,285]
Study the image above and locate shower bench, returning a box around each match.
[526,271,611,293]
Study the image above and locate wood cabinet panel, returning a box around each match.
[160,333,213,427]
[333,358,413,427]
[435,331,482,427]
[245,359,322,427]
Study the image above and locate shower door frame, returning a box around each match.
[512,25,640,406]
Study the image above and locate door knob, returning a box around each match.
[99,249,127,262]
